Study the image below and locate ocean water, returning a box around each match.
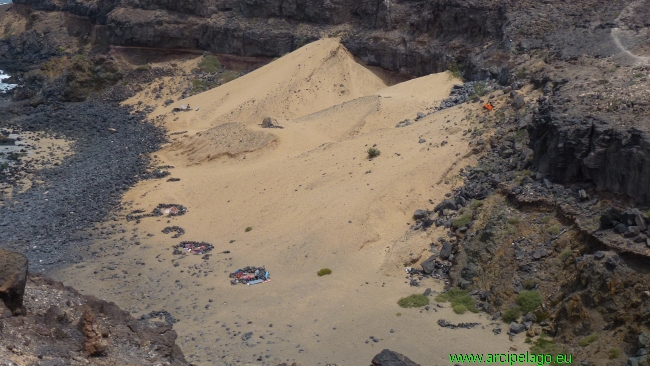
[0,71,17,92]
[0,1,12,4]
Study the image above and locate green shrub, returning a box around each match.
[523,279,537,290]
[398,294,430,308]
[502,307,521,323]
[578,333,599,347]
[473,81,488,97]
[448,62,462,80]
[547,225,560,235]
[396,312,402,317]
[646,209,650,218]
[525,337,532,344]
[367,147,381,158]
[245,226,253,232]
[507,217,520,225]
[435,288,478,313]
[56,47,64,54]
[516,290,543,313]
[560,249,573,261]
[609,347,621,359]
[470,200,484,209]
[136,64,151,71]
[530,334,565,365]
[534,310,550,322]
[198,55,222,73]
[453,304,468,314]
[317,268,332,277]
[452,214,472,229]
[221,71,239,84]
[634,73,645,78]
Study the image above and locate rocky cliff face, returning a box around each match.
[9,0,511,77]
[530,102,650,205]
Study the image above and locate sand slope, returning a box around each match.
[57,39,527,365]
[152,38,390,134]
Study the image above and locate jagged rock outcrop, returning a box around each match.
[529,88,650,205]
[0,249,28,316]
[7,0,511,78]
[371,349,421,366]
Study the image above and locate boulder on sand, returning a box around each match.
[0,249,28,315]
[262,117,283,129]
[420,255,436,274]
[371,349,421,366]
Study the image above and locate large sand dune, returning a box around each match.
[57,38,526,365]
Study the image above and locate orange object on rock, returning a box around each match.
[483,103,493,111]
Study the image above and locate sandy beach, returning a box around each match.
[52,38,527,365]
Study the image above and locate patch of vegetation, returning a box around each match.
[540,216,552,224]
[317,268,332,277]
[516,290,543,313]
[530,334,565,365]
[472,81,488,97]
[525,337,532,344]
[190,78,220,95]
[71,54,87,63]
[453,304,468,314]
[367,147,381,158]
[0,162,9,171]
[398,294,430,308]
[502,307,521,323]
[245,226,253,232]
[516,67,528,80]
[470,200,484,210]
[56,47,65,54]
[578,333,599,347]
[522,279,537,290]
[198,55,222,73]
[646,209,650,218]
[609,347,621,359]
[507,217,520,225]
[435,288,478,313]
[221,71,240,84]
[560,249,573,261]
[448,62,463,80]
[534,310,550,322]
[396,312,402,317]
[452,213,472,229]
[547,225,561,236]
[634,73,646,78]
[136,64,151,71]
[3,26,13,39]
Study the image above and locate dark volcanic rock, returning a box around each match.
[9,0,510,79]
[420,255,437,274]
[440,241,452,260]
[371,349,421,366]
[0,249,28,315]
[0,101,165,272]
[529,102,650,205]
